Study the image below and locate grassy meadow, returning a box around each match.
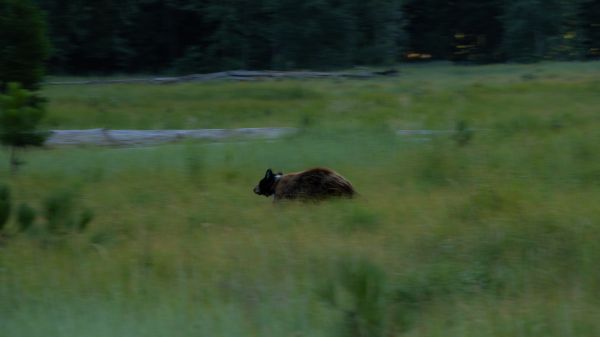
[2,61,600,337]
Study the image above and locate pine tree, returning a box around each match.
[271,0,358,69]
[0,83,48,173]
[0,0,50,90]
[580,0,600,58]
[450,0,504,63]
[353,0,404,65]
[501,0,582,62]
[403,0,455,60]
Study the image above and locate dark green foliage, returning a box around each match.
[502,0,584,62]
[43,189,92,234]
[403,0,454,60]
[404,0,504,63]
[501,0,550,62]
[43,189,74,233]
[199,0,272,71]
[0,83,47,147]
[170,46,206,75]
[451,0,504,63]
[0,83,48,172]
[581,0,600,58]
[270,0,351,69]
[34,0,406,73]
[0,185,10,231]
[352,0,405,65]
[77,208,93,232]
[0,0,49,90]
[17,203,36,232]
[26,0,598,72]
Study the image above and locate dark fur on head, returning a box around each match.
[253,168,282,197]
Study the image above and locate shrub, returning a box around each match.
[0,185,10,231]
[16,202,35,232]
[43,189,92,235]
[77,208,94,232]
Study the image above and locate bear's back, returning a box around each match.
[275,168,355,200]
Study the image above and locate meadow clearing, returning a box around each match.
[2,62,600,337]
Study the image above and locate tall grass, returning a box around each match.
[1,62,600,336]
[42,61,600,130]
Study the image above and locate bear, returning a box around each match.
[253,167,355,201]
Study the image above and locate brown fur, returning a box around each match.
[273,167,355,201]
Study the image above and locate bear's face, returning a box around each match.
[253,169,279,197]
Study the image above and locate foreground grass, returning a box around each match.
[1,62,600,336]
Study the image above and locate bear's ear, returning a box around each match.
[265,169,273,178]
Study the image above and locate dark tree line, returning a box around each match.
[1,0,49,89]
[29,0,600,74]
[405,0,600,63]
[1,0,49,173]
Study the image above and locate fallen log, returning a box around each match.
[46,69,399,85]
[45,128,298,147]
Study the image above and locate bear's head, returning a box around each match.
[253,168,281,197]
